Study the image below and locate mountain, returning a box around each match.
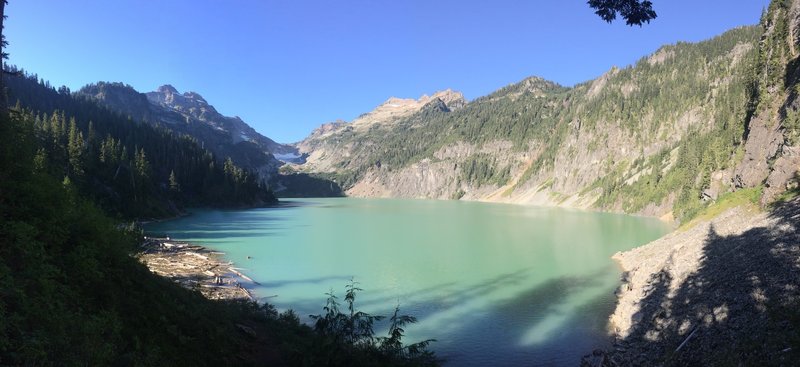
[145,85,304,161]
[75,82,344,197]
[77,82,304,180]
[0,76,429,367]
[296,89,467,174]
[292,25,796,223]
[28,7,796,224]
[4,70,276,218]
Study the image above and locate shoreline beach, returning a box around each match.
[137,236,259,301]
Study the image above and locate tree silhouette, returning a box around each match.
[588,0,657,26]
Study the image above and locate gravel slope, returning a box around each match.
[584,197,800,366]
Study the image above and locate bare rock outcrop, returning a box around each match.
[734,113,785,189]
[349,89,466,130]
[764,146,800,202]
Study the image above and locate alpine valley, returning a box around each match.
[48,20,798,225]
[3,0,800,366]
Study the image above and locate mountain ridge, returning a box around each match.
[290,24,787,224]
[64,21,798,224]
[78,82,304,179]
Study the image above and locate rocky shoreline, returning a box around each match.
[137,237,259,301]
[584,197,800,366]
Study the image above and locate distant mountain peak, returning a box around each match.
[482,76,566,102]
[429,89,466,110]
[147,85,218,117]
[183,91,207,104]
[157,84,179,94]
[381,96,415,107]
[349,88,465,129]
[518,76,563,91]
[152,85,206,102]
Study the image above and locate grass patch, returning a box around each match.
[679,186,763,231]
[538,178,555,191]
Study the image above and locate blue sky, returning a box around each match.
[7,0,769,143]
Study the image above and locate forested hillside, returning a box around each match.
[0,108,437,366]
[295,26,782,223]
[5,70,275,218]
[78,82,287,175]
[76,81,343,199]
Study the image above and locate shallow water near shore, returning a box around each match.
[145,198,670,366]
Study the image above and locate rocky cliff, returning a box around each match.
[734,0,800,204]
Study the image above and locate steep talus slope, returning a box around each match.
[297,27,769,223]
[589,196,800,366]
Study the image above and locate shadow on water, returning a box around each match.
[169,231,282,240]
[289,269,533,320]
[604,198,800,366]
[272,173,344,198]
[254,275,355,289]
[429,270,616,367]
[146,211,293,242]
[264,267,619,367]
[270,270,525,319]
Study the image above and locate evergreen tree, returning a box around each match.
[3,70,277,217]
[169,169,180,192]
[134,147,150,179]
[67,116,84,177]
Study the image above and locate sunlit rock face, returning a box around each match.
[294,89,468,174]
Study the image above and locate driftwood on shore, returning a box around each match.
[137,237,256,301]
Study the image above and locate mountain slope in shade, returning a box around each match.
[78,83,304,181]
[145,85,302,160]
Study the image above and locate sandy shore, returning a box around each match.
[137,237,259,301]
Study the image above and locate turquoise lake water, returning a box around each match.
[145,198,670,366]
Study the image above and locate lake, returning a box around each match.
[145,198,670,366]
